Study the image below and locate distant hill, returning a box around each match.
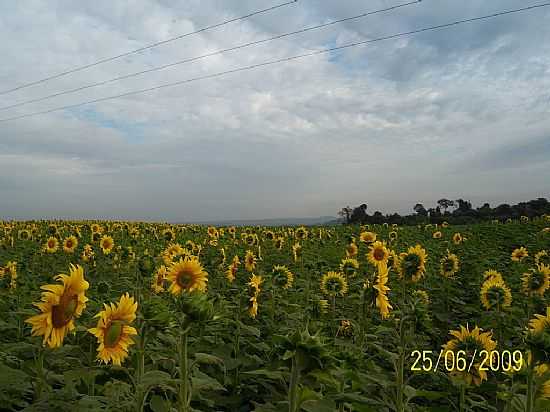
[183,216,339,227]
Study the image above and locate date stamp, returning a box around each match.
[410,349,524,372]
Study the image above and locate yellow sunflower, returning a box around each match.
[452,232,463,245]
[483,269,504,283]
[167,256,208,295]
[320,271,348,297]
[45,237,59,253]
[521,266,550,296]
[480,277,512,310]
[292,243,302,261]
[245,250,256,272]
[398,245,428,283]
[151,265,168,294]
[367,241,390,268]
[443,324,497,386]
[534,251,550,268]
[25,264,89,348]
[248,273,263,294]
[225,262,238,283]
[359,231,377,244]
[389,231,398,241]
[295,226,308,240]
[271,265,294,289]
[374,262,392,319]
[511,247,528,262]
[339,258,359,277]
[88,293,137,366]
[100,235,115,255]
[528,306,550,335]
[432,231,442,239]
[275,237,284,250]
[345,242,358,258]
[440,251,459,278]
[413,289,430,306]
[162,228,175,242]
[63,236,78,253]
[264,230,275,241]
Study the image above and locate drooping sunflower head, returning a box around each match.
[528,306,550,335]
[151,265,168,294]
[339,258,359,277]
[359,231,377,244]
[63,236,78,253]
[162,228,175,242]
[25,264,89,348]
[367,241,389,267]
[81,244,95,262]
[88,293,138,366]
[244,250,256,272]
[225,262,238,283]
[440,251,459,278]
[398,245,427,283]
[167,256,208,296]
[412,289,430,306]
[345,242,358,258]
[320,271,348,298]
[275,237,284,250]
[373,263,392,319]
[248,273,263,295]
[452,232,463,245]
[272,265,294,289]
[511,247,529,262]
[292,243,302,261]
[45,237,59,253]
[443,324,497,386]
[521,266,550,296]
[100,235,114,255]
[480,277,512,310]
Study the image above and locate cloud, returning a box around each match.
[1,0,549,220]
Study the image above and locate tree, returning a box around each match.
[413,203,428,216]
[350,204,368,224]
[437,199,454,213]
[338,206,353,224]
[455,199,472,213]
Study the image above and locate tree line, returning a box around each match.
[338,197,550,225]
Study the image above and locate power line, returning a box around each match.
[0,0,298,96]
[1,2,549,124]
[0,0,421,112]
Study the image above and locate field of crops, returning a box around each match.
[0,218,549,412]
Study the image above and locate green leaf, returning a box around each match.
[194,352,224,367]
[150,394,170,412]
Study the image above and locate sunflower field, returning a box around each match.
[0,218,549,412]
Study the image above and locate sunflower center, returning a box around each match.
[104,320,124,348]
[52,295,78,328]
[373,248,386,261]
[66,240,73,248]
[403,254,421,277]
[48,240,55,248]
[176,269,195,289]
[443,259,455,272]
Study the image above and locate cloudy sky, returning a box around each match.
[1,0,549,222]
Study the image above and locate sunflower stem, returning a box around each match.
[459,384,466,412]
[526,359,535,412]
[288,355,301,412]
[178,330,190,412]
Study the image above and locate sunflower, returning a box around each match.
[81,244,95,262]
[413,289,430,305]
[359,231,376,244]
[272,265,294,289]
[25,264,89,348]
[389,231,398,241]
[63,236,78,253]
[528,306,550,335]
[336,320,353,337]
[207,226,218,238]
[90,223,103,234]
[374,263,392,319]
[228,226,236,238]
[443,324,497,386]
[225,262,238,283]
[367,241,390,268]
[345,242,358,258]
[18,229,31,240]
[245,233,257,247]
[295,226,308,240]
[483,269,504,283]
[318,299,329,314]
[432,231,442,239]
[264,230,275,241]
[320,271,348,297]
[167,256,208,295]
[511,247,528,262]
[534,250,550,268]
[248,274,263,294]
[248,295,259,319]
[45,237,59,253]
[521,266,550,296]
[247,274,263,319]
[452,232,463,245]
[398,245,428,283]
[339,258,359,277]
[275,237,284,250]
[480,277,512,310]
[292,243,302,261]
[162,228,175,242]
[88,293,137,366]
[100,235,115,255]
[244,250,256,272]
[151,265,167,294]
[440,251,459,278]
[541,380,550,399]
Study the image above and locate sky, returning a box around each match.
[0,0,549,222]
